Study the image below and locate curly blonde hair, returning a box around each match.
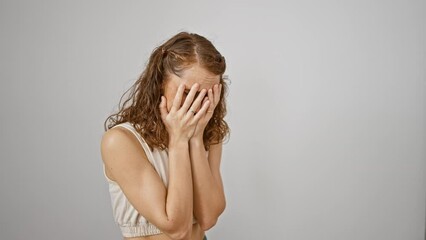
[104,32,229,150]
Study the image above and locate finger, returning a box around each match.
[192,100,210,122]
[159,96,168,121]
[190,88,207,111]
[207,89,215,113]
[171,84,185,112]
[202,96,208,106]
[180,83,200,112]
[184,89,207,119]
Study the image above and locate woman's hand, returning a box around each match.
[192,83,222,140]
[159,83,210,144]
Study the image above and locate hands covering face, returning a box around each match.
[159,83,222,142]
[192,83,222,139]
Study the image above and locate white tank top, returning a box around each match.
[102,122,182,237]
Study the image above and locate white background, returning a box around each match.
[0,0,425,239]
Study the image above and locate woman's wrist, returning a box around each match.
[168,137,189,149]
[189,135,204,146]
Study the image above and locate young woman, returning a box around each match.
[100,32,230,240]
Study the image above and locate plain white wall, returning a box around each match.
[0,0,425,239]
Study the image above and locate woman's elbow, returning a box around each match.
[199,203,225,231]
[169,228,192,240]
[219,199,226,215]
[167,224,192,240]
[162,218,193,240]
[199,216,218,231]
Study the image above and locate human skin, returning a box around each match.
[162,63,226,230]
[101,63,226,240]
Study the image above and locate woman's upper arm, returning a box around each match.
[100,128,173,231]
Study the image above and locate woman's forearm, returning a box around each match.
[165,140,193,237]
[189,138,225,230]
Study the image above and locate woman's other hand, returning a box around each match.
[192,83,222,140]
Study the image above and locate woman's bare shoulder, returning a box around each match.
[101,126,135,150]
[100,127,149,172]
